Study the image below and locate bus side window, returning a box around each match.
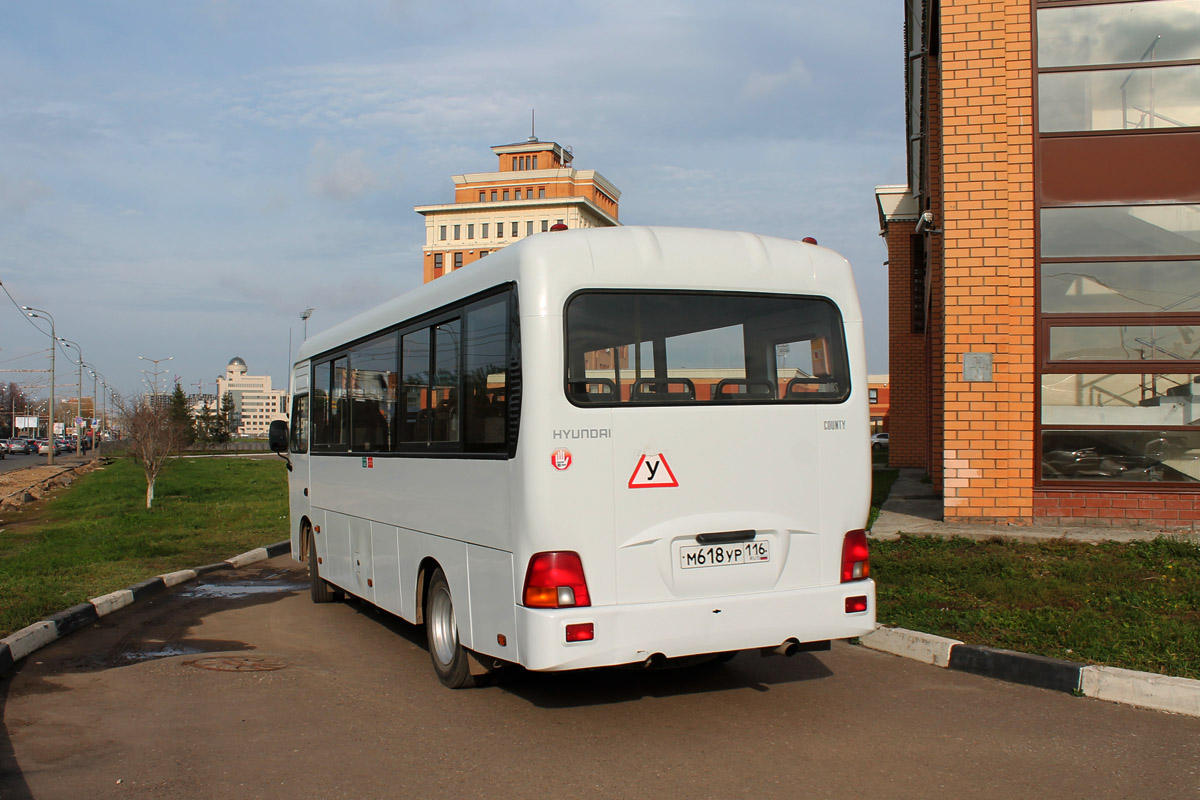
[432,320,461,443]
[289,393,309,453]
[312,361,331,447]
[464,296,509,451]
[399,328,431,444]
[348,331,397,452]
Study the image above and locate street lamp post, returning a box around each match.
[138,356,174,402]
[57,338,84,455]
[85,363,103,455]
[21,306,55,465]
[301,307,314,340]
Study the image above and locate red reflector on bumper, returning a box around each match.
[565,623,594,642]
[845,596,868,614]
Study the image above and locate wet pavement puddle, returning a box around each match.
[179,580,308,599]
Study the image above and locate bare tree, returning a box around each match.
[116,395,189,509]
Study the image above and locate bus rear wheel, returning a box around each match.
[306,526,339,604]
[425,568,475,689]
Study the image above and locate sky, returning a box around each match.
[0,0,907,404]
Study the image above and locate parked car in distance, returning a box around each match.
[871,432,890,450]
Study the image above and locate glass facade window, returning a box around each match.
[1037,0,1200,132]
[1039,65,1200,132]
[1041,261,1200,313]
[1048,325,1200,362]
[482,223,489,238]
[1041,205,1200,258]
[1041,372,1200,426]
[1038,0,1200,68]
[1042,428,1200,482]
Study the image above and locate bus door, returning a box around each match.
[288,365,312,557]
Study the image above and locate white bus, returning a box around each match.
[271,226,875,688]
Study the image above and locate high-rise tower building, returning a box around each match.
[414,137,621,283]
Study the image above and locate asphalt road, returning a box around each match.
[0,453,49,475]
[2,556,1197,800]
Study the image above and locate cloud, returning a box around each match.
[306,137,383,201]
[0,175,53,214]
[741,59,813,100]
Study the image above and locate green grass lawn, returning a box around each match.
[871,533,1200,680]
[0,457,288,638]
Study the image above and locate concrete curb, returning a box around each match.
[859,626,960,667]
[859,625,1200,717]
[0,539,292,679]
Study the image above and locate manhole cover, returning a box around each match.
[187,655,287,672]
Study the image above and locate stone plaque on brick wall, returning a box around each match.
[963,352,993,382]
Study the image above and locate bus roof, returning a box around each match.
[297,226,862,364]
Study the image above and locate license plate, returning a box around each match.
[679,540,770,569]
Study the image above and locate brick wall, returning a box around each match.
[1035,490,1200,528]
[886,223,928,468]
[938,0,1035,523]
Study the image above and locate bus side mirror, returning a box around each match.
[269,420,289,453]
[269,420,292,471]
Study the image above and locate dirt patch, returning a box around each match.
[0,460,105,513]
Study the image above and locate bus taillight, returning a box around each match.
[840,530,870,583]
[523,551,591,608]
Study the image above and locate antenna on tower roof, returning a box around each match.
[528,109,538,143]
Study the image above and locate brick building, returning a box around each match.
[876,0,1200,525]
[414,136,621,283]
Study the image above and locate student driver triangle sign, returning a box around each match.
[628,453,679,489]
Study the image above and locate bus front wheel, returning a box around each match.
[306,526,340,604]
[425,568,475,689]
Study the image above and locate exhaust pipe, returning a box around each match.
[775,640,800,657]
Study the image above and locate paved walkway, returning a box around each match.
[870,467,1193,543]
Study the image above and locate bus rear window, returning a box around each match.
[565,291,850,405]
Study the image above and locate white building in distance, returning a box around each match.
[215,357,288,437]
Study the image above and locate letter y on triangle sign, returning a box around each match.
[628,453,679,489]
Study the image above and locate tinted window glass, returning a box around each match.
[349,332,397,451]
[289,393,308,453]
[399,328,431,444]
[464,297,508,451]
[565,292,849,405]
[312,361,331,446]
[432,320,461,443]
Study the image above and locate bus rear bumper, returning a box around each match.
[512,580,876,672]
